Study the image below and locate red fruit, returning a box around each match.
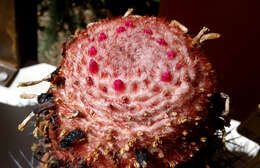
[88,46,97,56]
[113,79,125,92]
[98,32,107,42]
[89,59,99,74]
[176,62,183,70]
[101,86,107,93]
[144,28,153,35]
[157,38,168,46]
[32,15,221,168]
[116,26,126,33]
[161,72,172,82]
[86,76,94,86]
[167,51,176,59]
[125,19,134,28]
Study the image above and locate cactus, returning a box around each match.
[19,10,229,168]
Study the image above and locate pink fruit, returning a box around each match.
[161,72,172,82]
[113,79,125,92]
[167,51,176,59]
[31,15,222,168]
[98,32,107,42]
[88,46,97,56]
[89,59,99,74]
[144,28,153,35]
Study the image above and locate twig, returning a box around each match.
[221,92,230,116]
[200,33,221,43]
[18,112,35,131]
[192,27,209,46]
[17,77,50,87]
[192,27,221,47]
[20,93,37,99]
[169,20,188,33]
[123,8,134,17]
[87,22,97,27]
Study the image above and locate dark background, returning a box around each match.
[159,0,260,121]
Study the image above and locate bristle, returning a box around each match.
[17,77,49,87]
[123,8,134,17]
[169,20,188,33]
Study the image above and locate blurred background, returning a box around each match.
[0,0,259,167]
